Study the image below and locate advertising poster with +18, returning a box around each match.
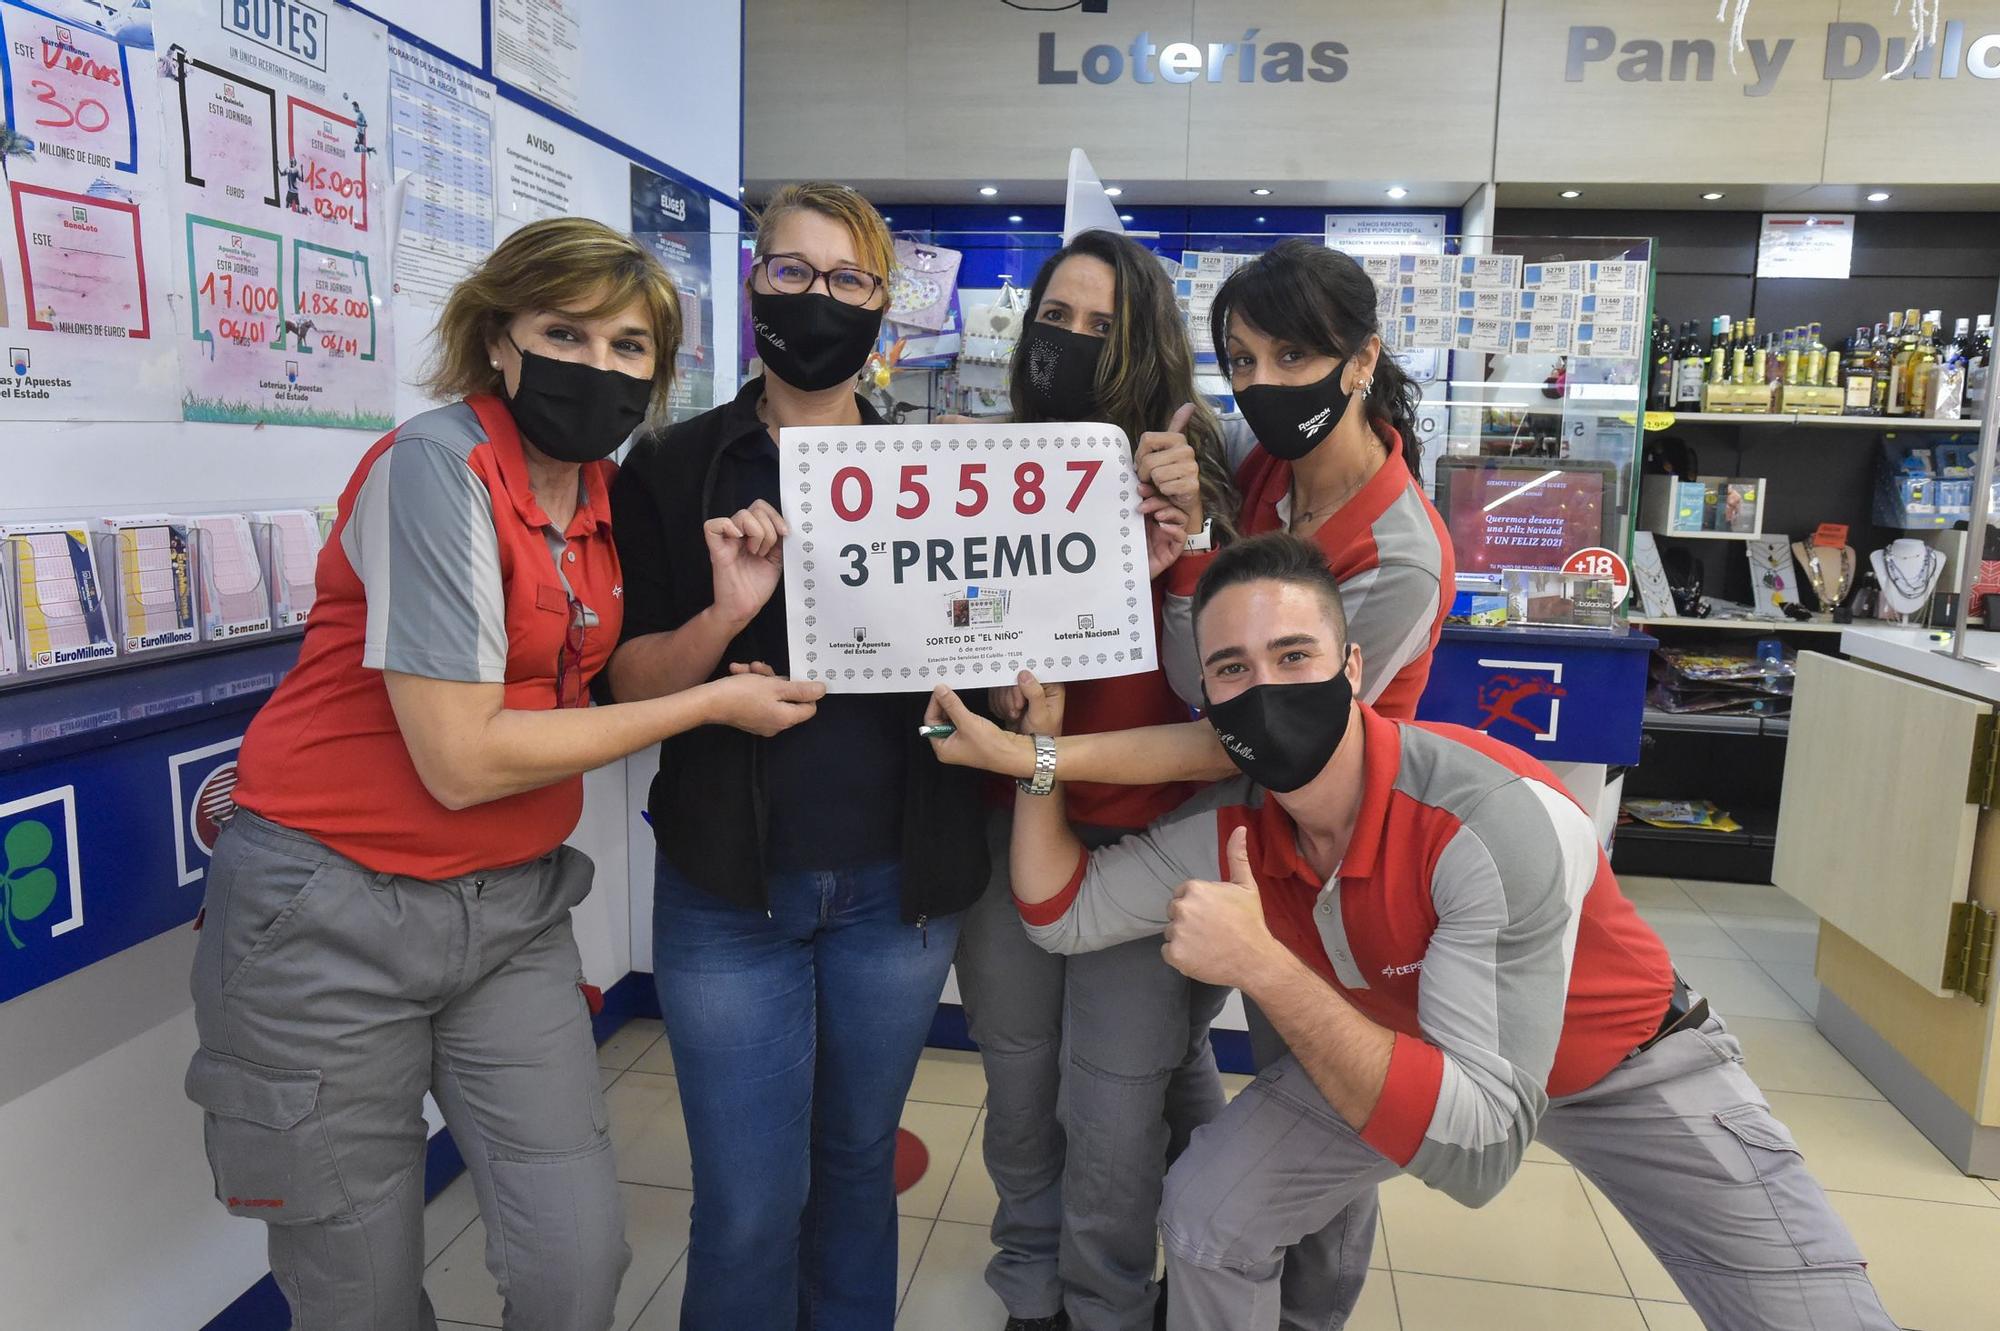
[155,0,395,429]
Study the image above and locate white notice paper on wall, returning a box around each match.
[491,0,582,113]
[779,424,1154,694]
[1757,214,1855,280]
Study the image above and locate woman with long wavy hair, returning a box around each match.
[957,228,1241,1331]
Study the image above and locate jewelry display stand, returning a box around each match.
[1871,539,1945,624]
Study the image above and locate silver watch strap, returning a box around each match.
[1017,733,1058,796]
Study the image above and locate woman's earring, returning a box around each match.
[490,361,501,370]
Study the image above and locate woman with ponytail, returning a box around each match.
[1196,236,1450,716]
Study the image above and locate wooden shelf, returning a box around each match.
[1643,708,1791,737]
[1646,529,1764,541]
[1631,614,1864,634]
[1658,411,1972,430]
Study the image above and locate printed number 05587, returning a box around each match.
[830,459,1103,522]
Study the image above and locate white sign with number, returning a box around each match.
[779,424,1155,693]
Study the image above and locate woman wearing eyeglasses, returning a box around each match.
[185,218,824,1331]
[606,182,993,1330]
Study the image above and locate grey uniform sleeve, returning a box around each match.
[1019,780,1247,955]
[1161,585,1204,708]
[343,435,509,683]
[1340,559,1442,706]
[1397,778,1600,1207]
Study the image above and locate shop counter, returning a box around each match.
[0,641,299,1006]
[1414,623,1655,848]
[1773,626,2000,1176]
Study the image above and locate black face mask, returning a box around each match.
[502,338,652,463]
[1235,364,1353,462]
[1018,321,1106,421]
[750,289,883,392]
[1203,670,1355,793]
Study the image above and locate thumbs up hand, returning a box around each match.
[1135,402,1205,536]
[1162,826,1284,987]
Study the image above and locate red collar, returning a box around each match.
[1241,423,1408,547]
[1243,703,1399,888]
[465,393,613,537]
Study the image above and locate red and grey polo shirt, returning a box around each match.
[1018,704,1675,1204]
[233,395,623,879]
[1162,426,1454,722]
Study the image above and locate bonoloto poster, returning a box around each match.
[155,1,395,430]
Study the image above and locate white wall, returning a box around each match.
[0,0,745,1323]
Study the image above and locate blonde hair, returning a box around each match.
[750,182,894,285]
[425,217,684,427]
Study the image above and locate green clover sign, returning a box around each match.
[2,819,60,950]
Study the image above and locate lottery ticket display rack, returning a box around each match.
[0,509,323,689]
[845,226,1658,789]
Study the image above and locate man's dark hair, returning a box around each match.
[1192,532,1349,644]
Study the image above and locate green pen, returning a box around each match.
[918,724,956,740]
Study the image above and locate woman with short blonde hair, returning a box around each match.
[186,216,824,1329]
[608,182,994,1328]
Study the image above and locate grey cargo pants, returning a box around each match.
[958,812,1230,1330]
[185,811,630,1331]
[1160,1012,1897,1331]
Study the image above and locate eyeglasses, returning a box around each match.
[754,253,883,306]
[554,595,590,709]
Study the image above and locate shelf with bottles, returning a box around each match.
[1650,411,1971,431]
[1648,306,1992,425]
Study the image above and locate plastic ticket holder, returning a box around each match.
[186,516,274,643]
[249,510,322,629]
[91,519,201,660]
[0,546,20,682]
[0,527,117,677]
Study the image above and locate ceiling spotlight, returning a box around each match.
[1867,190,1892,202]
[1103,186,1122,197]
[1007,214,1023,224]
[1251,187,1272,196]
[1118,213,1134,222]
[979,185,998,197]
[1559,189,1582,199]
[1255,216,1267,224]
[1701,192,1725,201]
[1386,186,1408,200]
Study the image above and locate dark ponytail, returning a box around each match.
[1208,237,1422,480]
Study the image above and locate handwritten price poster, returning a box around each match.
[0,0,173,419]
[157,0,394,429]
[780,424,1154,694]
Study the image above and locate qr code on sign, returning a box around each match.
[1076,614,1094,630]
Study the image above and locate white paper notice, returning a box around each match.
[1757,213,1855,280]
[492,0,581,113]
[389,38,495,306]
[496,101,575,228]
[780,424,1155,694]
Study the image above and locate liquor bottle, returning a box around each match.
[1675,321,1706,407]
[1844,326,1878,414]
[1887,309,1921,416]
[1729,316,1751,386]
[1763,331,1781,386]
[1948,317,1972,367]
[1804,322,1827,387]
[1821,325,1842,389]
[1870,320,1894,413]
[1966,314,1992,414]
[1708,316,1731,385]
[1909,319,1941,417]
[1649,318,1672,409]
[1781,327,1801,386]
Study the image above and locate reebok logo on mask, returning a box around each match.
[1299,408,1332,436]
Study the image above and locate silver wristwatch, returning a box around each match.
[1017,733,1058,796]
[1182,517,1214,553]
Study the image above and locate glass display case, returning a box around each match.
[755,227,1657,624]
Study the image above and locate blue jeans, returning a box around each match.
[652,853,962,1331]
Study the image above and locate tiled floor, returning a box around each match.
[422,879,1999,1330]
